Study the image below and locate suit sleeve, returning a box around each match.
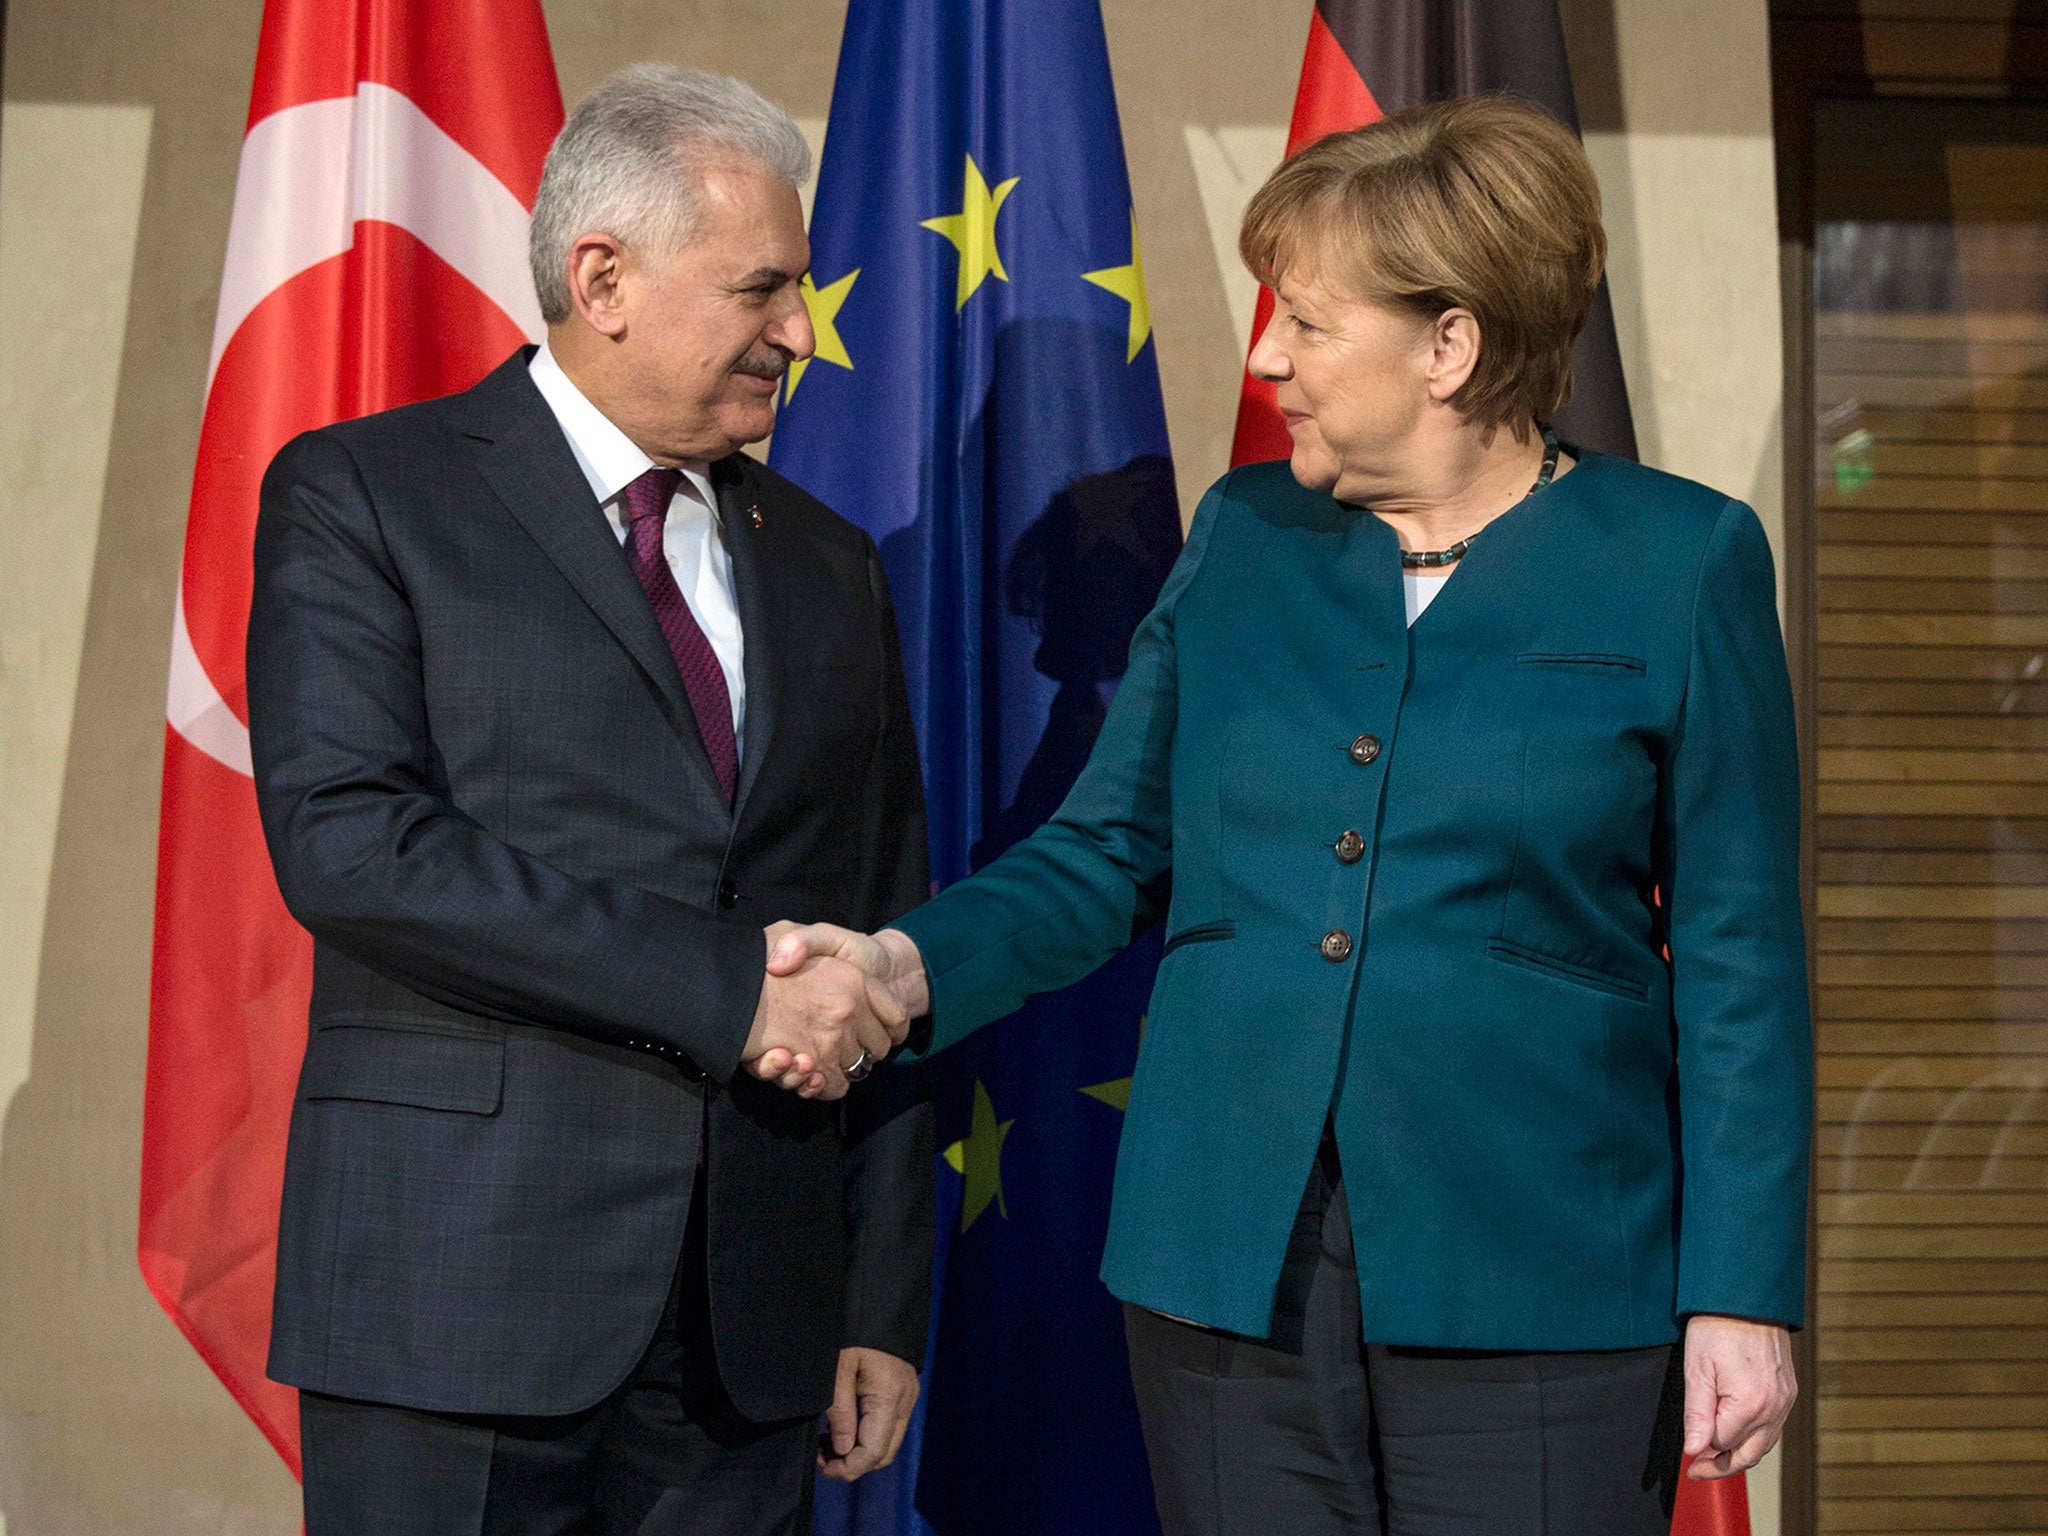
[890,478,1225,1058]
[838,537,937,1364]
[247,429,763,1082]
[1660,499,1813,1329]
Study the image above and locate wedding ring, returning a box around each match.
[845,1050,874,1082]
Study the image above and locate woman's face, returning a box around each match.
[1248,266,1439,503]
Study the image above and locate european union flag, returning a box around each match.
[767,3,1180,1533]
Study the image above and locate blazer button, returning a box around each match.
[1320,929,1353,962]
[717,880,740,910]
[1349,734,1382,765]
[1335,830,1366,864]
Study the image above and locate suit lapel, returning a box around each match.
[460,354,727,803]
[716,456,780,823]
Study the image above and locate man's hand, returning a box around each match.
[757,925,930,1098]
[741,924,908,1100]
[818,1346,920,1482]
[1682,1314,1797,1479]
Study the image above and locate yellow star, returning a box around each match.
[785,267,860,402]
[941,1078,1015,1233]
[1080,1016,1146,1112]
[921,156,1020,312]
[1082,210,1154,364]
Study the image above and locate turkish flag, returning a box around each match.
[1231,0,1638,468]
[139,0,561,1475]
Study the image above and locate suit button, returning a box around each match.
[1335,830,1365,864]
[717,881,739,909]
[1349,734,1382,765]
[1320,929,1353,962]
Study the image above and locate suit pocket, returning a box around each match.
[299,1018,505,1114]
[1162,919,1235,956]
[1515,651,1647,674]
[1486,938,1649,1002]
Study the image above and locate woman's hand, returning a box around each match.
[756,925,930,1097]
[1681,1314,1797,1479]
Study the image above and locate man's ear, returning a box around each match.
[565,233,629,339]
[1425,307,1482,404]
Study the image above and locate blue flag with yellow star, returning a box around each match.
[768,3,1179,1532]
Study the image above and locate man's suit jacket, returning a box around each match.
[248,349,933,1423]
[894,452,1812,1350]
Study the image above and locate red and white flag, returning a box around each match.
[140,0,561,1473]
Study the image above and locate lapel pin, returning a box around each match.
[747,504,764,529]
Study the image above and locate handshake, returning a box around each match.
[738,923,931,1098]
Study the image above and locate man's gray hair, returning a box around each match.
[529,63,813,325]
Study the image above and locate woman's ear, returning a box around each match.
[1425,308,1482,404]
[565,233,629,339]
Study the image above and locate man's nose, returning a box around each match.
[1246,310,1290,384]
[769,293,816,362]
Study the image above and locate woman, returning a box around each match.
[759,95,1808,1535]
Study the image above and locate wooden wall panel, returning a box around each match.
[1804,68,2048,1530]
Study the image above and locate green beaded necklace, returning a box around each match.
[1399,427,1561,570]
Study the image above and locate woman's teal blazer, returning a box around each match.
[893,452,1812,1349]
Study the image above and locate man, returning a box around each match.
[248,64,931,1534]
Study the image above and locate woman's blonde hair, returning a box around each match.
[1239,95,1606,438]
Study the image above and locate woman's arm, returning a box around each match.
[758,477,1232,1084]
[1660,497,1813,1329]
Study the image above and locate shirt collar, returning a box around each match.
[529,343,718,518]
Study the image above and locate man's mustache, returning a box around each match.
[732,351,789,382]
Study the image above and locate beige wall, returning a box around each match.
[0,2,1783,1529]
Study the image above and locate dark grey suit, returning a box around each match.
[248,349,933,1440]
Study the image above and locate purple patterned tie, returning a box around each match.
[620,467,738,803]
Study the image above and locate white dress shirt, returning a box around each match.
[528,344,747,758]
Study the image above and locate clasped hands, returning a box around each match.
[741,922,928,1099]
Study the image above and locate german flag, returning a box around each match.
[1230,0,1640,468]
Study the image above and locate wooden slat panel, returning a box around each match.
[1819,1330,2048,1363]
[1855,407,2048,445]
[1865,442,2048,477]
[1826,1228,2048,1261]
[1822,682,2048,715]
[1821,750,2048,782]
[1817,480,2048,515]
[1824,1397,2048,1431]
[1816,1051,2048,1083]
[1819,948,2048,981]
[1821,1160,2048,1193]
[1821,511,2048,545]
[1820,647,2048,681]
[1819,820,2048,853]
[1818,1130,2048,1164]
[1820,1088,2040,1121]
[1819,374,2048,410]
[1821,577,2048,614]
[1822,1361,2048,1396]
[1816,1503,2048,1535]
[1820,921,2048,954]
[1820,717,2048,750]
[1820,546,2048,581]
[1820,986,2048,1020]
[1821,1023,2048,1055]
[1823,614,2048,647]
[1819,786,2048,819]
[1819,848,2048,880]
[1823,1461,2048,1497]
[1818,312,2048,343]
[1826,876,2048,913]
[1821,1195,2048,1225]
[1824,1428,2048,1464]
[1822,339,2048,378]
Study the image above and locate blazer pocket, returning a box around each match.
[300,1019,505,1114]
[1162,919,1235,956]
[1514,652,1647,674]
[1485,938,1649,1003]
